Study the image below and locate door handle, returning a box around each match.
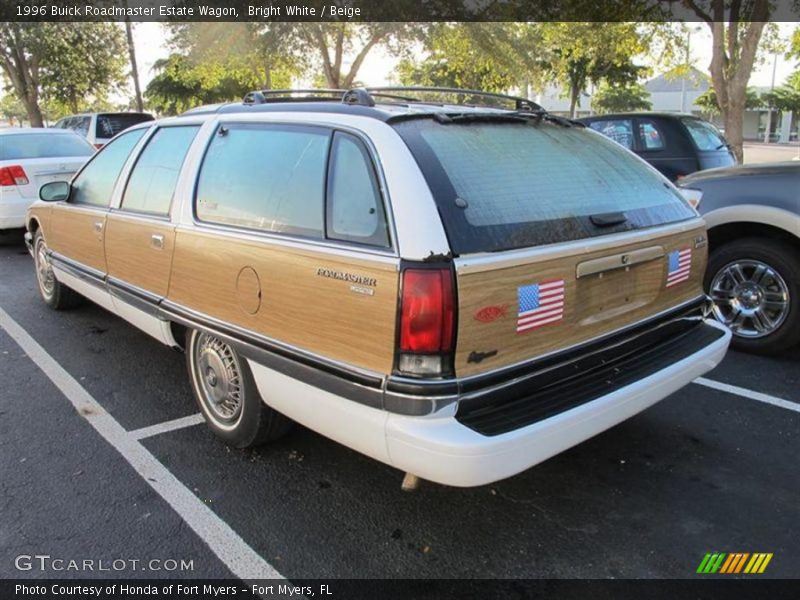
[93,221,104,232]
[150,234,164,250]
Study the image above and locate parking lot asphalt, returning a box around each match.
[1,238,799,580]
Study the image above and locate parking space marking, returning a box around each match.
[0,306,285,582]
[694,377,800,414]
[130,413,205,440]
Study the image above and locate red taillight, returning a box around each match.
[399,269,454,353]
[0,165,29,187]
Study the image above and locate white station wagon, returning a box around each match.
[26,88,731,489]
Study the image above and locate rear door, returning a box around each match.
[105,124,200,302]
[393,118,706,378]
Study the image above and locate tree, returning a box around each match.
[0,23,126,126]
[684,0,771,162]
[395,24,520,92]
[536,23,650,117]
[124,18,143,112]
[591,81,653,114]
[760,85,800,113]
[695,87,761,117]
[0,93,26,126]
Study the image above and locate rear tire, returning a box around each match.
[705,237,800,354]
[33,230,83,310]
[186,328,293,448]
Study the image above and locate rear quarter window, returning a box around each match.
[96,113,154,139]
[681,118,727,151]
[394,120,695,254]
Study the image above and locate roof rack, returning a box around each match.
[241,86,542,112]
[243,89,346,105]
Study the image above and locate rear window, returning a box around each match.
[96,113,154,139]
[681,118,727,151]
[394,120,695,254]
[0,133,94,160]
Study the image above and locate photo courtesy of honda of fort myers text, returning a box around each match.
[1,0,800,599]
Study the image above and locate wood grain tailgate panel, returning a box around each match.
[455,225,707,377]
[167,230,399,374]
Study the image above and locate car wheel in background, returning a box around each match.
[186,329,293,448]
[33,230,83,310]
[705,237,800,354]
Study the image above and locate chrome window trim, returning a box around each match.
[454,218,706,275]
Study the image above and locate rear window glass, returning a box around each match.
[682,118,727,151]
[587,119,634,149]
[96,113,154,139]
[0,133,94,160]
[394,120,695,254]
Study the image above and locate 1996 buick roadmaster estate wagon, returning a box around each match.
[26,88,731,488]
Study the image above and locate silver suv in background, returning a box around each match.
[53,112,154,148]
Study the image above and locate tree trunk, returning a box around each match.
[23,98,43,127]
[569,82,580,118]
[124,18,144,112]
[723,100,745,163]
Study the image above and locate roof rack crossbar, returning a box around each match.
[243,89,346,105]
[360,86,543,111]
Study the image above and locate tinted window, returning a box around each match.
[121,126,199,215]
[71,128,147,207]
[196,124,328,238]
[0,133,94,160]
[588,119,634,149]
[76,116,91,137]
[682,118,727,151]
[327,133,389,247]
[96,113,154,139]
[395,120,695,254]
[638,120,665,150]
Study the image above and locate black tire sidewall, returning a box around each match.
[705,237,800,354]
[186,329,268,448]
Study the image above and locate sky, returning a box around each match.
[130,22,798,99]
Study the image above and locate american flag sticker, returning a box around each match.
[666,247,692,287]
[517,279,565,333]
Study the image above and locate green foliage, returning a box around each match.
[395,24,519,92]
[0,93,26,125]
[695,87,762,116]
[145,54,279,115]
[760,86,800,112]
[0,23,127,126]
[591,82,652,114]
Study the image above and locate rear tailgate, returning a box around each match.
[453,221,706,377]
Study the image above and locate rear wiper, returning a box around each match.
[590,212,628,227]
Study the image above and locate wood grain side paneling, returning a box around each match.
[455,225,708,377]
[167,230,400,374]
[47,204,107,273]
[105,215,176,297]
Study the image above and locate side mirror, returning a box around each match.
[39,180,70,202]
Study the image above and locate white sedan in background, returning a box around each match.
[0,128,94,233]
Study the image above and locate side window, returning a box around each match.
[196,124,328,238]
[589,119,634,150]
[121,126,200,216]
[71,128,147,207]
[76,117,91,137]
[326,132,389,247]
[638,120,665,151]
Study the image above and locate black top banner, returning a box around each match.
[2,0,800,22]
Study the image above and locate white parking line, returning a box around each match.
[694,377,800,414]
[131,413,205,440]
[0,306,285,582]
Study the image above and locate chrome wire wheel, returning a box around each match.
[192,333,244,428]
[34,237,55,299]
[709,259,790,339]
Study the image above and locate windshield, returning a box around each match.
[394,119,695,254]
[0,133,95,160]
[681,118,727,151]
[96,113,154,139]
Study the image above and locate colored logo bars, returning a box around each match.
[696,552,773,574]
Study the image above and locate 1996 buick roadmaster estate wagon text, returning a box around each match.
[26,88,731,488]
